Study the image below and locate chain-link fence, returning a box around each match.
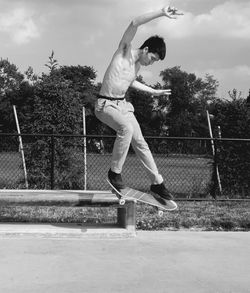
[0,133,249,198]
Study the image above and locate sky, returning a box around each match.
[0,0,250,99]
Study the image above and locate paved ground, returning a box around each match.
[0,231,249,293]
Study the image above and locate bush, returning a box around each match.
[211,98,250,197]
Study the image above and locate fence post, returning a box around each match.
[50,133,55,189]
[206,111,222,197]
[13,105,29,189]
[82,107,87,190]
[214,139,222,196]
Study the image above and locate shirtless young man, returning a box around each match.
[95,6,183,200]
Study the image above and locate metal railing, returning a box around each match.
[0,133,250,199]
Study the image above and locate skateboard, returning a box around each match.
[107,179,178,216]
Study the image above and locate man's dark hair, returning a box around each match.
[139,35,166,60]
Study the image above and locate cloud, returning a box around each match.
[196,65,250,81]
[0,8,40,44]
[155,1,250,40]
[194,65,250,95]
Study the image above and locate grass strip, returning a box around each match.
[0,201,249,231]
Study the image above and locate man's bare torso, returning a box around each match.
[99,46,140,98]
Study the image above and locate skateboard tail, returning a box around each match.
[137,197,177,211]
[150,191,178,211]
[166,200,178,211]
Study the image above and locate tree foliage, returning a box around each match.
[209,97,250,197]
[19,53,99,188]
[1,54,249,193]
[158,66,219,136]
[0,59,25,132]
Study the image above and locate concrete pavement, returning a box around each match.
[0,231,249,293]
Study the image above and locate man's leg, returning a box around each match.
[95,105,133,174]
[128,112,163,184]
[128,112,173,200]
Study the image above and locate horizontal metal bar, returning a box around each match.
[1,133,250,142]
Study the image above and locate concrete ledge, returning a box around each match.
[0,223,136,239]
[0,189,131,206]
[0,189,137,236]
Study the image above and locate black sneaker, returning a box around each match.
[108,169,125,190]
[150,182,174,201]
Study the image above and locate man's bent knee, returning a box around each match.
[117,123,133,137]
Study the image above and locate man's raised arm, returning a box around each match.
[118,6,183,50]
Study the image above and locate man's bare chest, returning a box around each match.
[112,57,139,82]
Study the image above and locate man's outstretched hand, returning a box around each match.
[153,89,172,97]
[162,6,184,19]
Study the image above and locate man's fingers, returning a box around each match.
[163,90,171,96]
[167,6,184,16]
[151,90,171,97]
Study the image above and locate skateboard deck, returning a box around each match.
[107,179,177,215]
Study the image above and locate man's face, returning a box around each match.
[140,47,160,66]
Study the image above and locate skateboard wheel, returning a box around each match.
[119,198,125,205]
[158,210,164,217]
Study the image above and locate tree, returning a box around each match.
[0,59,25,132]
[246,90,250,106]
[23,53,99,134]
[160,66,200,136]
[209,97,250,197]
[160,67,219,137]
[192,74,219,136]
[57,64,100,134]
[211,98,250,139]
[126,75,157,135]
[44,50,59,72]
[22,53,100,188]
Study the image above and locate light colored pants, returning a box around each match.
[95,98,163,184]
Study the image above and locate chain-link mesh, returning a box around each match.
[0,135,23,188]
[85,137,213,198]
[0,134,249,198]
